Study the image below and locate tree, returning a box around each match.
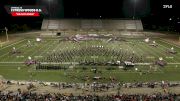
[22,24,29,31]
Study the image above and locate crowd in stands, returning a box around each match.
[0,90,179,101]
[0,80,180,100]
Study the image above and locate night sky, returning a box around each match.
[0,0,179,18]
[0,0,179,31]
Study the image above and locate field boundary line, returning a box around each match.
[0,62,24,64]
[168,63,180,64]
[135,63,151,65]
[135,63,180,65]
[30,70,164,74]
[0,62,179,64]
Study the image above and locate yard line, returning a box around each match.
[0,62,24,64]
[37,40,57,57]
[13,40,53,62]
[140,42,176,63]
[160,39,180,48]
[0,39,26,51]
[156,41,180,62]
[125,41,148,62]
[53,40,69,52]
[168,63,180,64]
[135,62,180,65]
[0,44,26,61]
[29,40,57,64]
[150,44,177,63]
[137,43,161,62]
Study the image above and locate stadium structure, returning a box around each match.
[41,19,144,36]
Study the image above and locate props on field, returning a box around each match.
[144,38,150,43]
[28,40,31,43]
[12,47,17,53]
[10,47,21,54]
[171,47,174,51]
[124,61,135,67]
[25,60,37,66]
[149,40,158,47]
[28,56,32,60]
[13,47,16,50]
[155,57,167,67]
[25,56,37,66]
[159,57,163,61]
[167,47,177,54]
[36,38,42,42]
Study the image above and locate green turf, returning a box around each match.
[0,38,180,82]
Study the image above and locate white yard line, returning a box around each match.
[23,40,52,58]
[140,42,178,63]
[0,39,26,51]
[12,40,53,62]
[0,44,26,60]
[0,62,24,64]
[160,39,180,48]
[136,63,180,65]
[51,40,67,53]
[37,40,57,57]
[167,63,180,65]
[137,43,161,62]
[157,41,180,62]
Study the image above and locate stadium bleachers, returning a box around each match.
[41,19,143,31]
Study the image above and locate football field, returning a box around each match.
[0,37,180,82]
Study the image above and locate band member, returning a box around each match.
[12,47,16,53]
[27,40,32,47]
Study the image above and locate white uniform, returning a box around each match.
[13,47,16,51]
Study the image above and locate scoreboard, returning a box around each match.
[5,5,48,17]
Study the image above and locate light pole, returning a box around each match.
[48,0,51,19]
[5,27,9,42]
[133,0,137,19]
[0,27,9,43]
[47,0,52,32]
